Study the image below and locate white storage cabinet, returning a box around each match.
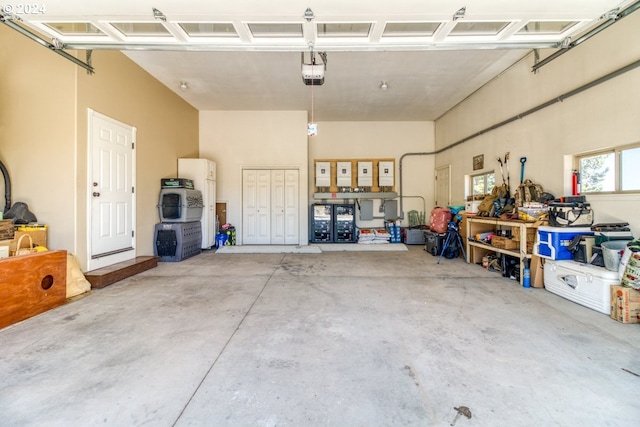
[178,158,217,249]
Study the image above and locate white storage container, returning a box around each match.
[544,259,619,314]
[465,200,481,214]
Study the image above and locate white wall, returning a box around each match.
[199,111,309,244]
[198,117,435,244]
[435,11,640,236]
[310,122,435,229]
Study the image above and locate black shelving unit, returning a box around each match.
[309,203,357,243]
[333,204,356,243]
[310,204,333,243]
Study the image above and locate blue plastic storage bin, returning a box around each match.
[535,226,593,260]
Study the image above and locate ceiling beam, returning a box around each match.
[61,41,559,52]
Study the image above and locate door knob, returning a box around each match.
[93,192,101,197]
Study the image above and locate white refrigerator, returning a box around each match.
[178,158,217,249]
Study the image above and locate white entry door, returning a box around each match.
[435,165,451,207]
[243,169,299,245]
[88,110,136,270]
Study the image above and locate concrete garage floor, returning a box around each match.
[1,246,639,427]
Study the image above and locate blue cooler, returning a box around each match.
[535,226,593,260]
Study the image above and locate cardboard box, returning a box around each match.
[8,225,48,255]
[0,219,14,240]
[611,285,640,323]
[491,236,518,249]
[512,226,537,242]
[530,255,544,288]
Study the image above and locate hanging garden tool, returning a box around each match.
[497,156,506,187]
[504,152,511,198]
[520,157,527,183]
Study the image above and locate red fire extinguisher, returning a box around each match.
[572,170,580,195]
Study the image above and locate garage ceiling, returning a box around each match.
[4,0,635,121]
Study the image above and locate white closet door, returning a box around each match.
[271,170,286,244]
[243,169,299,245]
[255,171,271,243]
[242,170,256,244]
[284,170,299,244]
[243,170,270,245]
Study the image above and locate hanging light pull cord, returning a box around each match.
[309,46,315,123]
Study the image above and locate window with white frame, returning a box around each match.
[576,143,640,193]
[471,171,495,198]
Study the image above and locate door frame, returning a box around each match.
[86,109,137,271]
